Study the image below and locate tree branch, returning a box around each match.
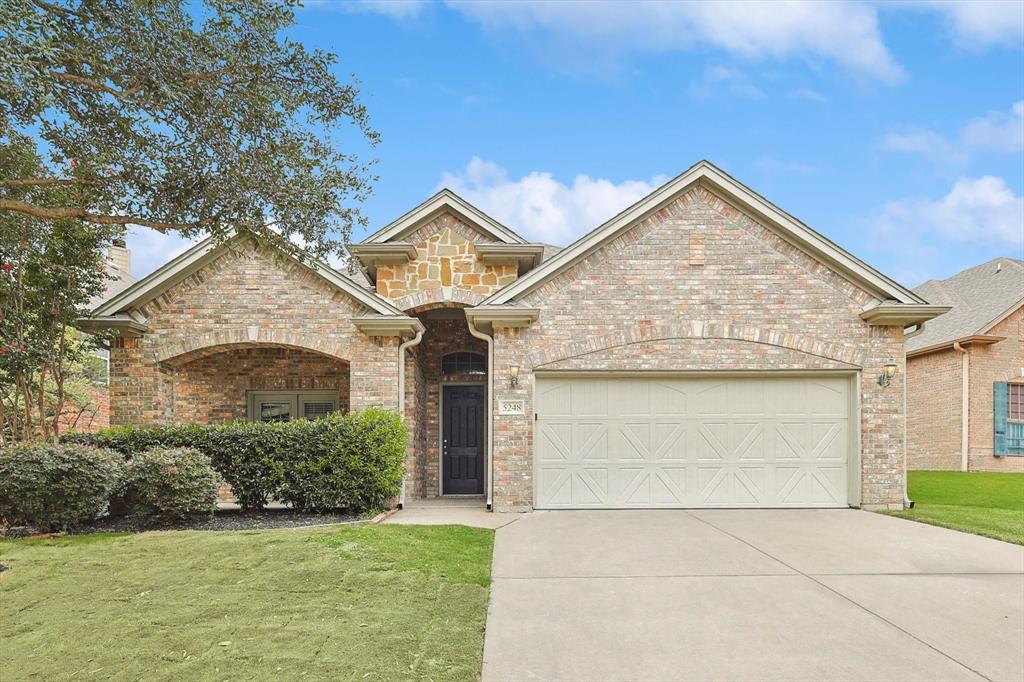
[50,67,235,101]
[0,198,217,232]
[0,177,112,188]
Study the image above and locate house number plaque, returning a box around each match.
[498,399,525,416]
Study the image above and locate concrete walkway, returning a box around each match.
[382,497,520,529]
[482,509,1024,682]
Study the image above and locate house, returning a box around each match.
[79,161,949,512]
[906,258,1024,472]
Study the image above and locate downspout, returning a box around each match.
[466,316,494,511]
[397,328,424,509]
[902,359,914,510]
[954,342,969,472]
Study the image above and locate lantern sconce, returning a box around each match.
[509,365,520,388]
[877,359,899,387]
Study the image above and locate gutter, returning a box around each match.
[465,316,494,511]
[397,328,424,509]
[954,341,969,472]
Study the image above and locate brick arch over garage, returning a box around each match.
[154,327,351,366]
[529,319,865,369]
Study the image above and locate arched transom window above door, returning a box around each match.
[441,351,487,376]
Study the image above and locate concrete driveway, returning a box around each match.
[482,510,1024,682]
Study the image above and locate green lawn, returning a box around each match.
[0,524,493,681]
[887,471,1024,545]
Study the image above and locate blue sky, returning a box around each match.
[129,0,1024,288]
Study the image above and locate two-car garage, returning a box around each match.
[534,374,856,509]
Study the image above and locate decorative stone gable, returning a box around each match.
[375,212,518,299]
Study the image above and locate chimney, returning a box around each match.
[108,238,130,274]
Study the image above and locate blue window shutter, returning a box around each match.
[994,382,1008,456]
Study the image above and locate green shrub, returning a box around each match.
[0,443,122,530]
[278,408,407,512]
[65,408,408,513]
[117,447,221,522]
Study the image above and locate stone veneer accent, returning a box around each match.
[374,212,518,299]
[109,241,399,426]
[488,186,907,511]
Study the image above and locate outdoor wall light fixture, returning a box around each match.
[509,365,520,388]
[877,359,899,387]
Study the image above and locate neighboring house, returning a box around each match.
[57,239,137,435]
[906,258,1024,473]
[78,161,948,511]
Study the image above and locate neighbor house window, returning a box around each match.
[996,382,1024,456]
[442,352,486,376]
[1009,383,1024,422]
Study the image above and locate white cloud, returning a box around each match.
[872,176,1024,247]
[916,0,1024,48]
[444,0,903,82]
[881,101,1023,163]
[308,0,429,19]
[962,101,1024,152]
[437,157,667,245]
[689,65,765,100]
[124,227,199,278]
[880,129,965,164]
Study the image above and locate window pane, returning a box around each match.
[303,402,335,419]
[442,352,486,375]
[1010,384,1024,422]
[260,402,291,422]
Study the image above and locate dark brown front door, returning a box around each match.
[442,385,485,495]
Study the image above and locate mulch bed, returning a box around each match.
[4,509,361,538]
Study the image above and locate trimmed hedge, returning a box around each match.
[117,447,222,522]
[0,443,123,530]
[65,408,407,513]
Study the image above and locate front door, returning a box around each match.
[442,385,485,495]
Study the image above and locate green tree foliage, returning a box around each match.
[0,0,377,260]
[0,141,117,442]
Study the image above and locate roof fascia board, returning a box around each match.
[859,303,951,326]
[464,305,540,329]
[362,190,526,245]
[484,162,924,305]
[352,315,425,337]
[92,232,403,318]
[74,315,150,336]
[906,334,1005,358]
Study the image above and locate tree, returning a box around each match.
[0,140,119,442]
[0,0,378,261]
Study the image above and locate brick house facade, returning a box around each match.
[907,258,1024,473]
[82,161,948,512]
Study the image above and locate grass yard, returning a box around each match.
[887,471,1024,545]
[0,524,493,681]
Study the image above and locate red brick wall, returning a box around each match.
[173,347,349,423]
[968,307,1024,472]
[490,185,908,511]
[109,241,398,426]
[906,347,964,470]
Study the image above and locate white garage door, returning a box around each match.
[534,375,853,509]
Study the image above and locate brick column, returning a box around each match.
[491,327,534,512]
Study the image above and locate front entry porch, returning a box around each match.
[403,307,490,502]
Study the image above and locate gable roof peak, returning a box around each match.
[484,160,926,307]
[359,188,527,245]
